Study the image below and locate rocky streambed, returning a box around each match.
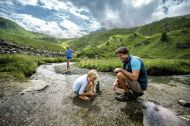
[0,63,190,126]
[0,39,64,57]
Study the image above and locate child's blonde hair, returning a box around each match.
[87,69,98,80]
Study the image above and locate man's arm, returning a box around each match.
[112,79,118,91]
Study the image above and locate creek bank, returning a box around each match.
[0,63,189,126]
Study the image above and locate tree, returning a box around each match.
[160,32,168,42]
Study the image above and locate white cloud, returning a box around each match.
[150,0,190,22]
[132,0,152,8]
[66,1,90,20]
[104,5,119,21]
[89,20,101,30]
[60,19,85,37]
[39,0,68,10]
[39,0,90,20]
[0,1,14,6]
[167,0,190,16]
[69,8,89,20]
[16,0,38,6]
[9,14,79,38]
[1,0,190,38]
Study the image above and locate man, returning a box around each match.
[112,46,147,101]
[65,47,73,70]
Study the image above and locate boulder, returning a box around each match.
[176,43,190,49]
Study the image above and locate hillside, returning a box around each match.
[64,14,190,59]
[0,17,65,52]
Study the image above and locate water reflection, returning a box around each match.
[121,100,143,124]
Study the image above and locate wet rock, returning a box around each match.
[19,80,49,95]
[143,101,189,126]
[178,100,190,108]
[54,63,89,75]
[179,115,190,122]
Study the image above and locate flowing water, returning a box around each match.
[0,63,189,126]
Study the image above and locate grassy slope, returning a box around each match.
[75,29,190,59]
[64,14,190,59]
[0,17,65,51]
[68,14,190,74]
[137,15,190,35]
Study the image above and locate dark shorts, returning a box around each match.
[125,78,144,93]
[66,57,72,60]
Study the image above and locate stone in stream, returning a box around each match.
[178,99,190,108]
[142,101,189,126]
[0,88,4,98]
[19,80,49,95]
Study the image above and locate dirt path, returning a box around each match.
[0,63,190,126]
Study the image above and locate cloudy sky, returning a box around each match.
[0,0,190,38]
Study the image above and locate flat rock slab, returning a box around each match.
[19,80,48,95]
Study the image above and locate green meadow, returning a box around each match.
[0,54,69,81]
[76,58,190,75]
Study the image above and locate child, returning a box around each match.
[73,70,98,100]
[65,47,73,70]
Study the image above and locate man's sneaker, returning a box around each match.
[115,92,130,101]
[130,91,144,99]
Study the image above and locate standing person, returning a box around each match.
[112,46,148,101]
[73,70,98,101]
[65,47,73,70]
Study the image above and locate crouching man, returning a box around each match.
[113,47,148,101]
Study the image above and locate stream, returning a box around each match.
[0,63,190,126]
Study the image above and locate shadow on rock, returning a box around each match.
[121,100,143,123]
[72,96,101,113]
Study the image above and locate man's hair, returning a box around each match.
[88,69,98,79]
[115,46,129,55]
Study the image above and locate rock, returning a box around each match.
[143,101,188,126]
[176,43,190,49]
[0,88,4,98]
[19,80,49,95]
[0,39,65,57]
[178,99,190,107]
[179,115,190,122]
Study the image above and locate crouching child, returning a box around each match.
[73,70,98,101]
